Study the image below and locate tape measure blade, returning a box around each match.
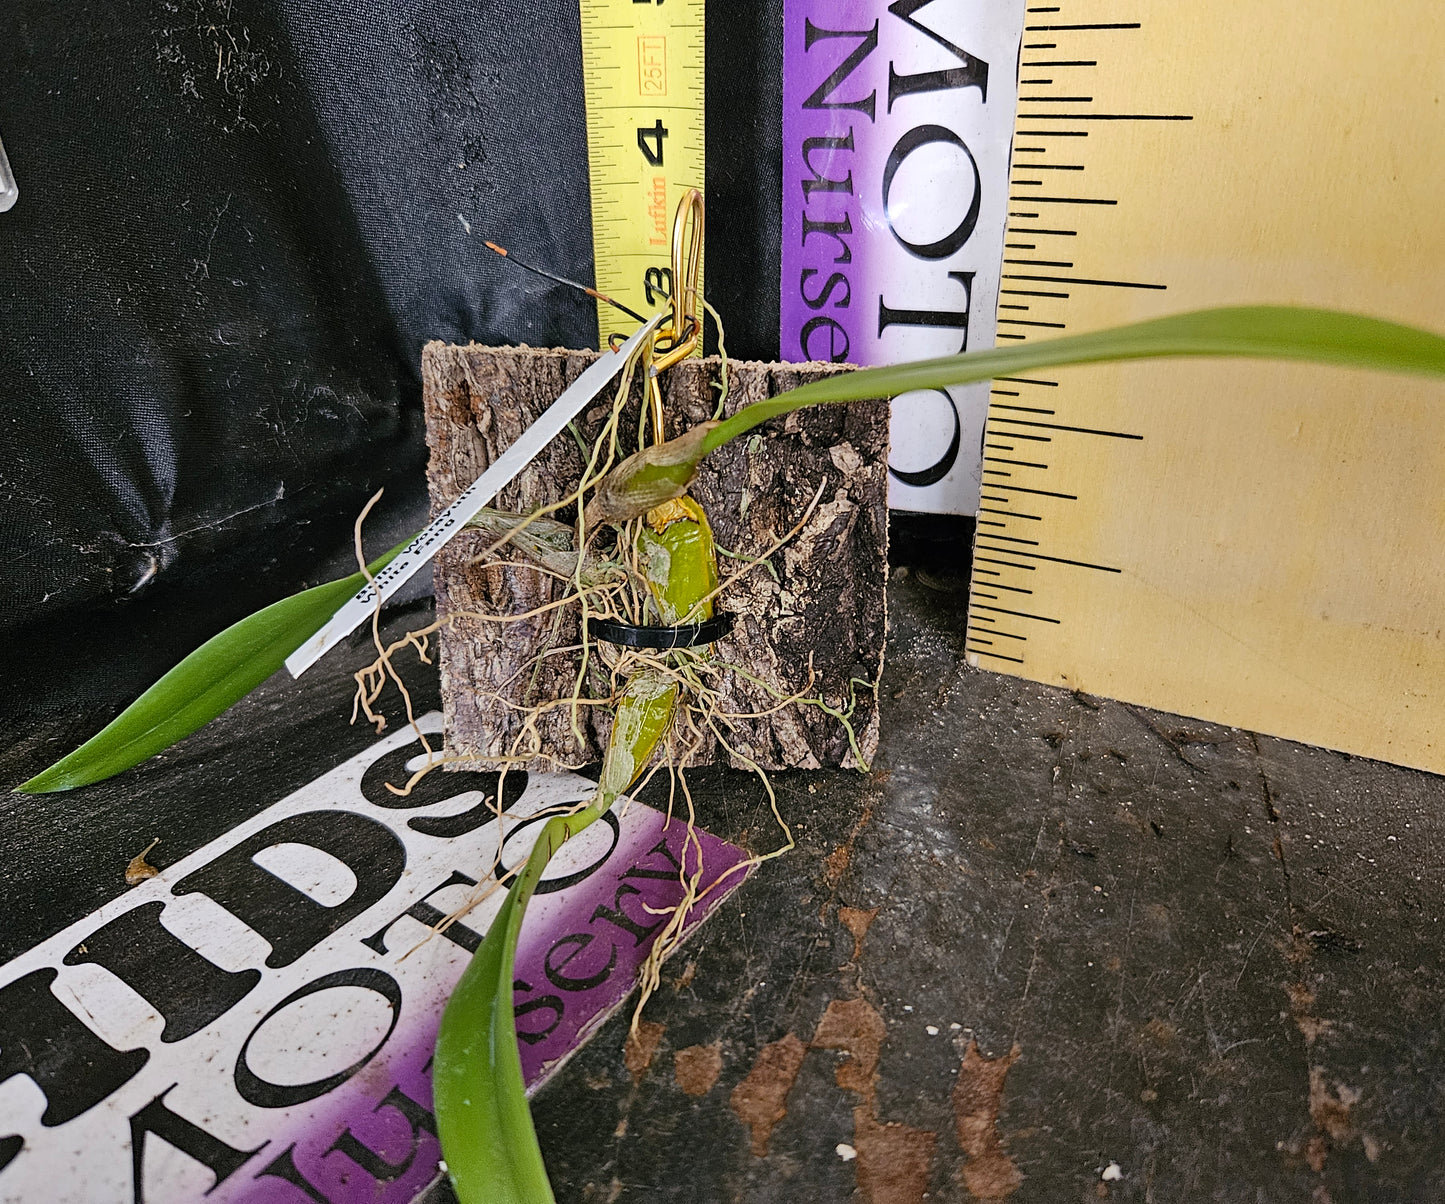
[580,0,705,348]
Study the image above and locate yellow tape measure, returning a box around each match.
[579,0,705,348]
[967,2,1445,772]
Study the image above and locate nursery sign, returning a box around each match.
[0,715,750,1203]
[781,0,1025,516]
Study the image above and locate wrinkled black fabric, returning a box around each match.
[0,0,781,725]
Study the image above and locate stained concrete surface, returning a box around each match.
[4,536,1442,1203]
[530,568,1445,1203]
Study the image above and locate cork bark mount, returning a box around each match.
[422,344,888,773]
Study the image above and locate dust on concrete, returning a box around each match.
[624,1020,665,1082]
[812,998,886,1092]
[838,905,878,963]
[812,997,938,1204]
[1285,980,1333,1045]
[1281,970,1374,1179]
[1308,1068,1360,1143]
[824,798,876,889]
[853,1108,937,1204]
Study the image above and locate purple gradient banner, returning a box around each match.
[782,0,1024,515]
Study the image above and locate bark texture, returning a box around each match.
[422,343,888,772]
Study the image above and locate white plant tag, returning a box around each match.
[286,314,662,677]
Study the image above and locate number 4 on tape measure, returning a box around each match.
[580,0,706,349]
[637,119,667,166]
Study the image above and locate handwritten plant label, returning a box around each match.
[781,0,1025,516]
[0,715,750,1203]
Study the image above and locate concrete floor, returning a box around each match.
[531,569,1445,1204]
[4,544,1442,1203]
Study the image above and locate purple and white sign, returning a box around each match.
[0,715,751,1203]
[782,0,1025,516]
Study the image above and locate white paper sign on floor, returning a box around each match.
[0,714,751,1204]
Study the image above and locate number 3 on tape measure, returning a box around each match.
[580,0,706,349]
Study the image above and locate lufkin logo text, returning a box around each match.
[0,716,747,1203]
[781,0,1023,513]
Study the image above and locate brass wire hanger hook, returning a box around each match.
[489,190,703,444]
[640,188,704,444]
[651,188,704,372]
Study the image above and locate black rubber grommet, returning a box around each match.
[587,612,735,650]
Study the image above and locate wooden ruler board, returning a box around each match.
[966,2,1445,773]
[579,0,705,347]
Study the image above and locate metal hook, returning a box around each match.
[636,326,665,446]
[650,188,703,373]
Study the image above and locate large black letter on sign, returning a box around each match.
[802,212,854,264]
[325,1075,436,1179]
[497,810,621,896]
[879,270,975,353]
[66,902,260,1043]
[174,811,405,967]
[801,131,855,201]
[252,1145,329,1203]
[882,125,981,261]
[360,738,527,839]
[886,0,989,109]
[803,21,880,120]
[0,969,148,1126]
[130,1085,264,1204]
[544,934,617,993]
[235,968,402,1109]
[361,870,486,956]
[800,316,850,363]
[888,389,961,489]
[591,882,667,945]
[800,269,851,310]
[324,1082,435,1183]
[513,981,565,1047]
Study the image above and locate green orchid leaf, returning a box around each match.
[16,542,407,793]
[702,305,1445,454]
[434,857,555,1204]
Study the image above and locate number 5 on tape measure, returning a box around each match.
[579,0,705,349]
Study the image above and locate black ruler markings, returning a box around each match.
[970,10,1187,668]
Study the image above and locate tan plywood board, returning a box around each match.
[967,2,1445,772]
